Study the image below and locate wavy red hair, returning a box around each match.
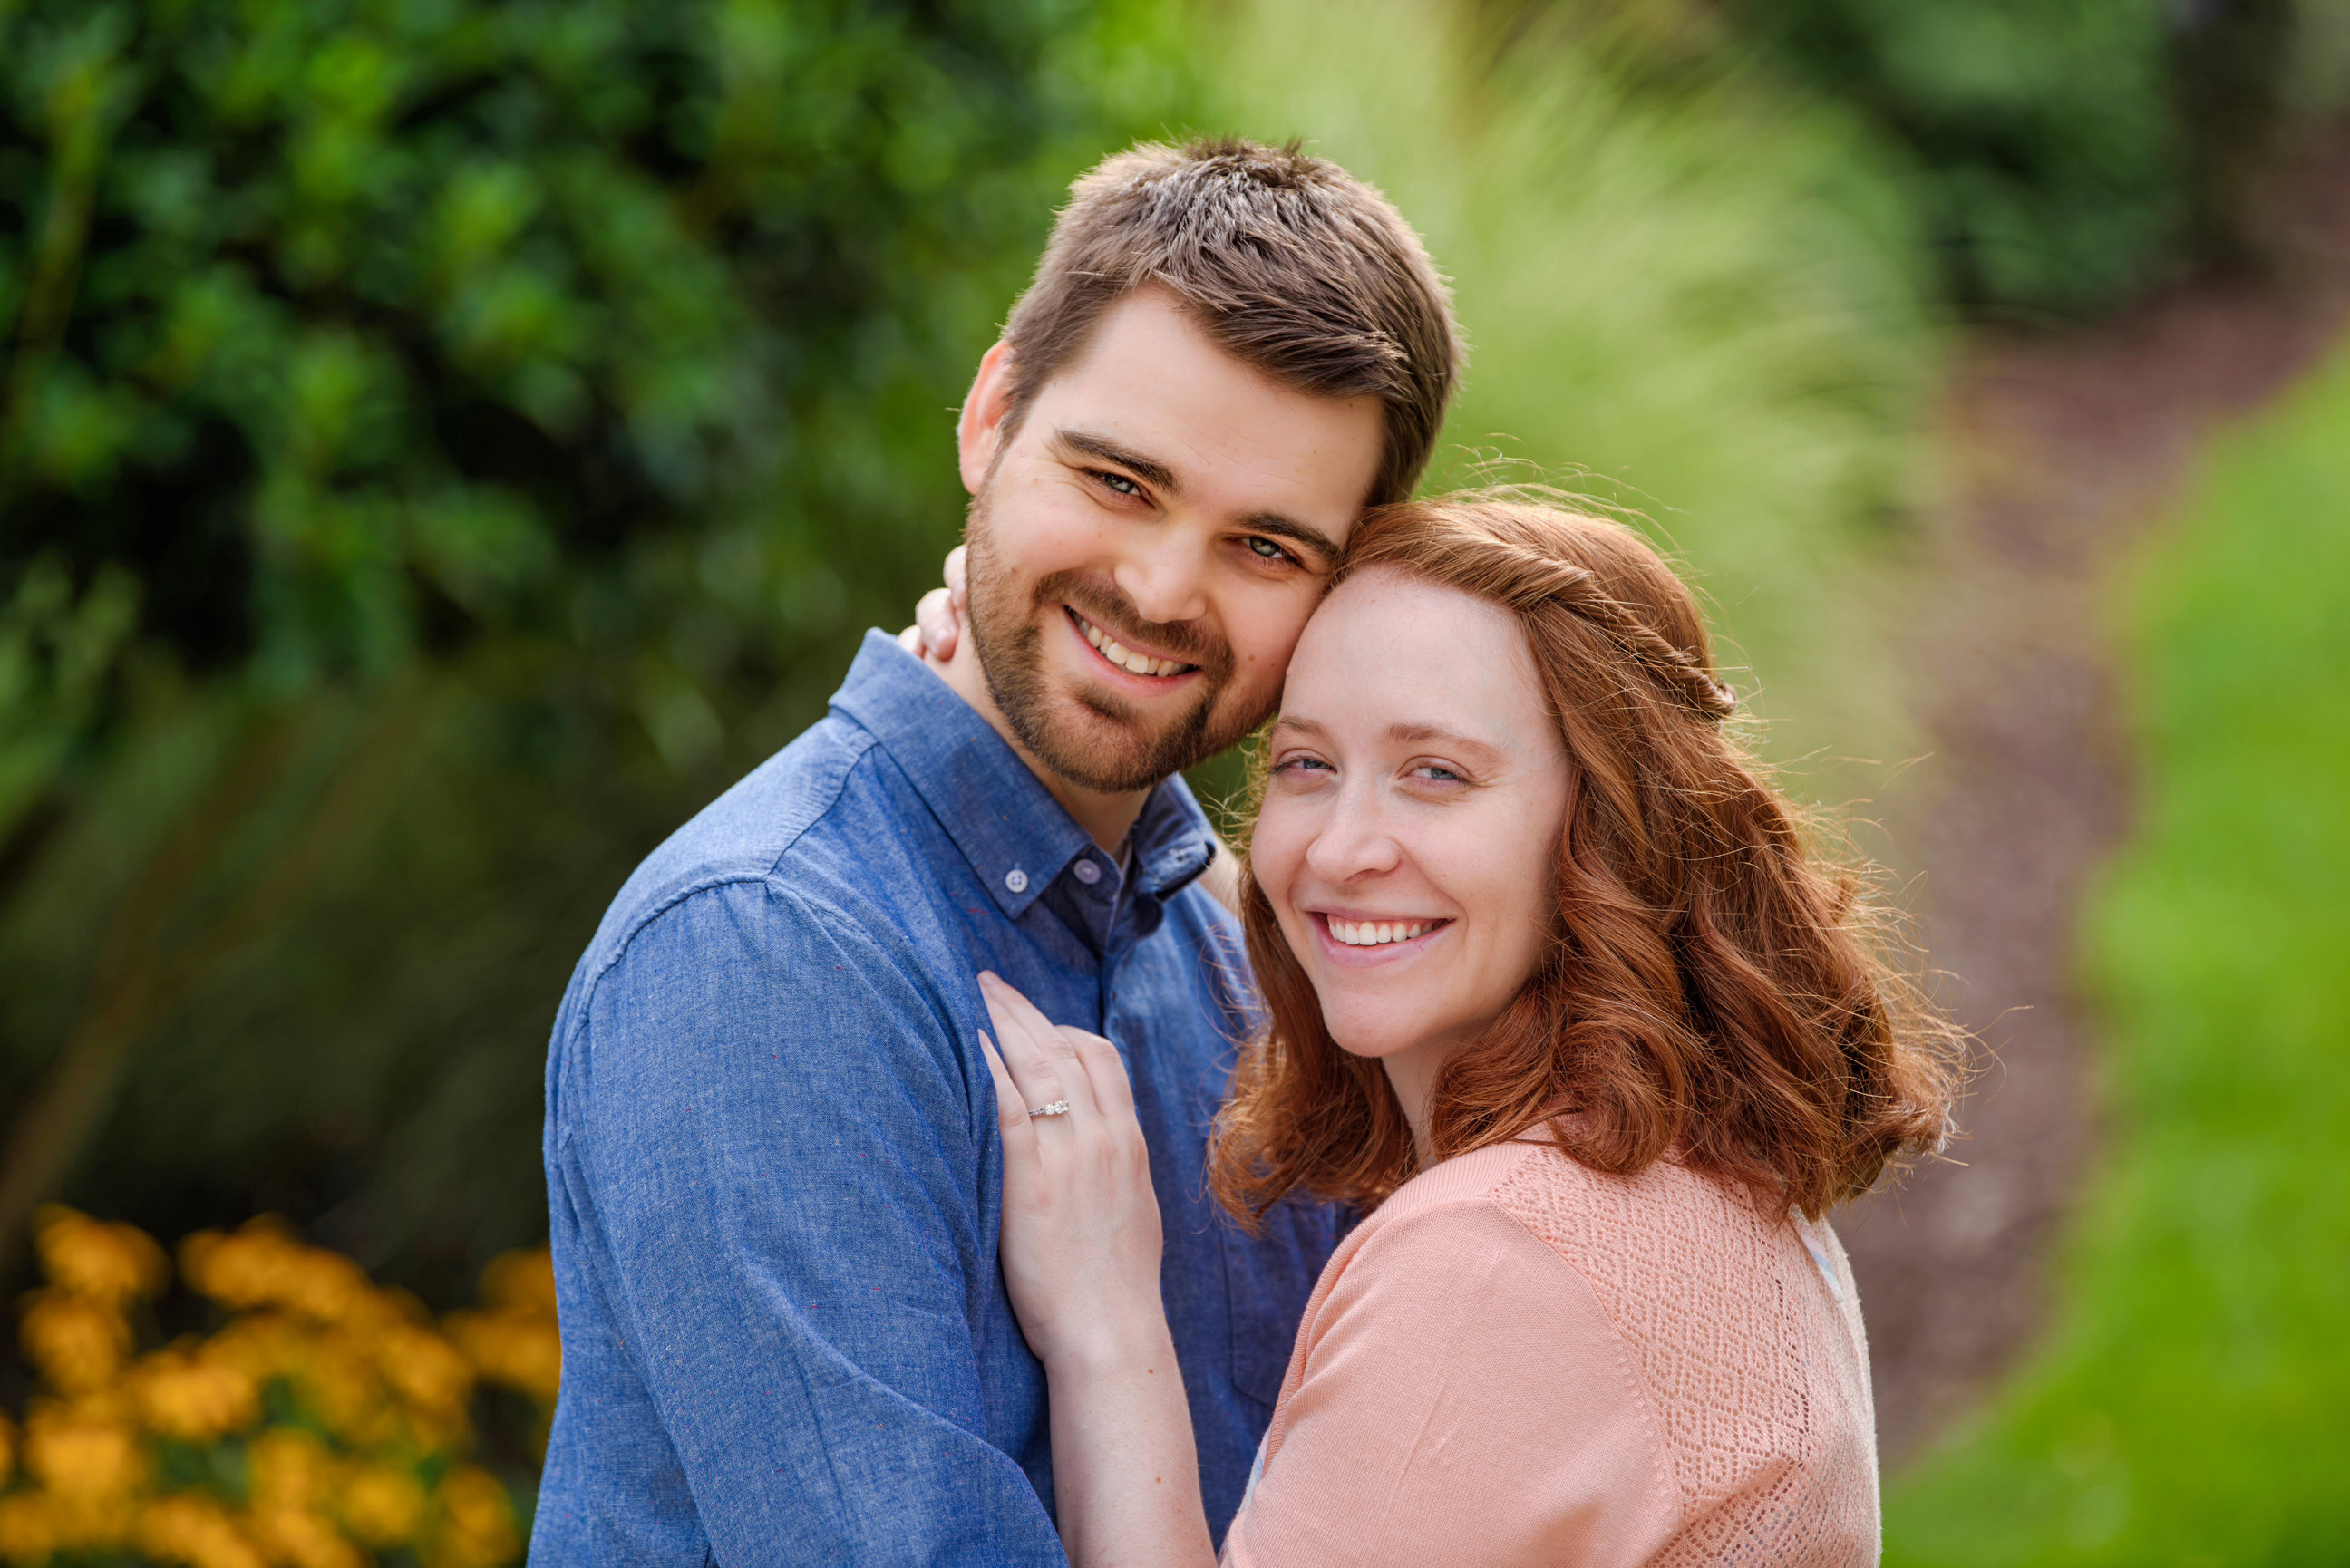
[1209,495,1960,1223]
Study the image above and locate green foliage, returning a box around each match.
[1716,0,2327,318]
[0,0,1183,1288]
[1729,0,2190,315]
[1883,340,2350,1563]
[1,0,1132,705]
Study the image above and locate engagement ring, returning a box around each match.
[1026,1100,1072,1118]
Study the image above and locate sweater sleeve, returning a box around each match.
[1221,1195,1681,1568]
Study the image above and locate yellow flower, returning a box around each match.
[430,1466,519,1568]
[180,1221,379,1324]
[247,1428,335,1512]
[22,1399,145,1501]
[0,1493,57,1564]
[138,1493,267,1568]
[19,1289,131,1395]
[477,1248,556,1318]
[444,1310,562,1404]
[376,1322,474,1417]
[125,1342,260,1444]
[33,1205,170,1304]
[248,1503,366,1568]
[337,1462,427,1547]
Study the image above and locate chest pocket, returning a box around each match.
[1219,1197,1345,1410]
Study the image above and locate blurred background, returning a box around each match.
[2,0,2345,1560]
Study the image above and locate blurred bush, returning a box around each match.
[0,0,1181,1292]
[0,1204,556,1567]
[1516,0,2344,319]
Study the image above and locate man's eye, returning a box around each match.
[1245,537,1294,564]
[1096,470,1141,498]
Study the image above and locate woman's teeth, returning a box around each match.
[1078,615,1191,678]
[1327,918,1436,947]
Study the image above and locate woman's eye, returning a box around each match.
[1096,470,1141,498]
[1411,763,1465,784]
[1244,537,1295,565]
[1274,756,1333,777]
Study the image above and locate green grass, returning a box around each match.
[1883,342,2350,1563]
[1186,0,1940,802]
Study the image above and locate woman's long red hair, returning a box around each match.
[1209,496,1960,1223]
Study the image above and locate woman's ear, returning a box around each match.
[957,342,1017,495]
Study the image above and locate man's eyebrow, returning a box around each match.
[1056,429,1180,494]
[1238,511,1343,566]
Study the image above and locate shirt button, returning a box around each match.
[1005,868,1029,894]
[1073,858,1102,886]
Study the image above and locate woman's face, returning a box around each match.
[1253,568,1572,1077]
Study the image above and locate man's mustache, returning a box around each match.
[1034,571,1232,676]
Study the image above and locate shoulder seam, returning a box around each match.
[563,723,887,1052]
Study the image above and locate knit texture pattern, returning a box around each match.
[1490,1146,1881,1566]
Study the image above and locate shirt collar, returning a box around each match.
[829,631,1219,919]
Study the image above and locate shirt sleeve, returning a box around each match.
[1221,1197,1681,1568]
[544,876,1064,1566]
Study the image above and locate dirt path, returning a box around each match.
[1837,136,2350,1467]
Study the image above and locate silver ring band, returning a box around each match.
[1026,1100,1072,1118]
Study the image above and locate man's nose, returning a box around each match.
[1112,536,1211,630]
[1304,783,1403,883]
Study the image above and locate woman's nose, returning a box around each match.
[1304,787,1403,882]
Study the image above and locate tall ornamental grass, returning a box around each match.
[1197,0,1940,800]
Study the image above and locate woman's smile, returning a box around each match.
[1310,911,1453,962]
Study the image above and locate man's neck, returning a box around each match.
[929,639,1154,855]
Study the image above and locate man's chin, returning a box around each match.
[1011,692,1238,795]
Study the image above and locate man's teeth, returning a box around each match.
[1327,919,1436,947]
[1080,617,1190,677]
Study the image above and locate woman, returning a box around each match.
[976,496,1958,1567]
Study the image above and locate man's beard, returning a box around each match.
[963,491,1267,794]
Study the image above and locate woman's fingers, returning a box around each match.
[978,972,1140,1122]
[978,1033,1038,1149]
[1067,1029,1137,1118]
[979,973,1073,1119]
[980,973,1103,1117]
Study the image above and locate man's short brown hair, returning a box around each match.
[1001,138,1464,508]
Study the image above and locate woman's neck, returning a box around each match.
[1380,1045,1449,1166]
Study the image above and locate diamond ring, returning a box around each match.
[1026,1100,1072,1118]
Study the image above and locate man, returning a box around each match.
[530,138,1463,1564]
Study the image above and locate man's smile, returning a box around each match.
[1063,605,1201,681]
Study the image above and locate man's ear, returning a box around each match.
[957,341,1017,496]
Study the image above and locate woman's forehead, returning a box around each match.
[1284,571,1559,754]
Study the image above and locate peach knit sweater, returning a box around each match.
[1222,1140,1879,1567]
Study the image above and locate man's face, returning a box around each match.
[958,287,1386,794]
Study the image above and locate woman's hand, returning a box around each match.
[976,972,1216,1568]
[976,971,1166,1370]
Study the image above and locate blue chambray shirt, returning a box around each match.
[530,632,1342,1565]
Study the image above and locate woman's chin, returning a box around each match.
[1319,1013,1423,1063]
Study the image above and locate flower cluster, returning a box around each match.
[0,1207,560,1568]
